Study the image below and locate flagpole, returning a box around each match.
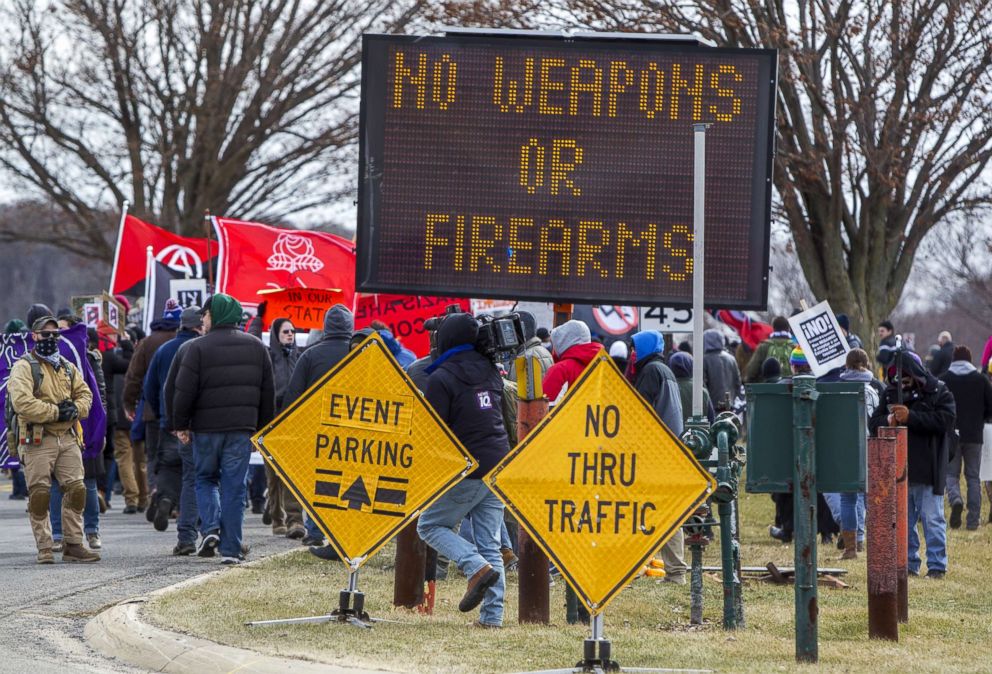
[108,200,130,294]
[143,245,154,335]
[204,209,214,290]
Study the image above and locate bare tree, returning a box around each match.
[0,0,424,259]
[446,0,992,351]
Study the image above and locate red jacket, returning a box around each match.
[544,342,604,404]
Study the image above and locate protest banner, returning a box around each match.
[788,301,850,378]
[257,287,345,331]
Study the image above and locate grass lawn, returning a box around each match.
[149,490,992,673]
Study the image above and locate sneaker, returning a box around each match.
[470,620,502,629]
[459,564,500,613]
[925,569,945,580]
[500,546,519,572]
[286,525,306,540]
[153,497,173,532]
[173,542,196,556]
[37,549,54,564]
[87,533,102,550]
[301,534,325,547]
[221,556,242,565]
[664,573,687,585]
[950,503,963,529]
[122,505,138,515]
[52,540,64,553]
[63,542,101,563]
[197,531,220,557]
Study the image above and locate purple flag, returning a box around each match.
[0,323,107,468]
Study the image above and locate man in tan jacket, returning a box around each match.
[9,315,99,563]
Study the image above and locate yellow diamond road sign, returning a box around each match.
[253,334,477,566]
[486,353,715,614]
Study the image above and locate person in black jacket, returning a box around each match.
[869,351,956,578]
[939,345,992,530]
[171,294,275,563]
[417,312,509,628]
[928,331,955,377]
[284,305,356,555]
[101,331,136,512]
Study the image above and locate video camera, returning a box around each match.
[424,304,524,362]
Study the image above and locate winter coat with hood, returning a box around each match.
[283,305,354,410]
[701,329,741,411]
[543,320,603,405]
[939,359,992,444]
[144,328,200,430]
[668,351,714,424]
[869,352,956,493]
[378,329,417,369]
[630,331,684,435]
[425,312,509,479]
[123,316,179,421]
[171,295,275,433]
[266,318,301,409]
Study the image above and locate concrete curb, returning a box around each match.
[84,550,391,674]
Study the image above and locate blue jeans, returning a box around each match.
[248,464,267,507]
[305,515,323,541]
[418,479,505,626]
[192,432,251,558]
[459,517,513,550]
[908,482,948,573]
[840,492,866,542]
[823,492,842,526]
[50,478,100,538]
[177,439,199,546]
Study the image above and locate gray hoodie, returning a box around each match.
[281,304,354,409]
[551,320,590,357]
[702,329,741,411]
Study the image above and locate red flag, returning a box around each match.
[213,217,355,309]
[715,310,772,350]
[110,215,217,297]
[355,295,470,357]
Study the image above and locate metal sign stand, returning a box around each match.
[247,567,389,630]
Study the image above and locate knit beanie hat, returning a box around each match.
[162,298,182,320]
[789,347,808,368]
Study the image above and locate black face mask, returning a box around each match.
[35,336,59,357]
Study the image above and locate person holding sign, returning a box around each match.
[417,312,510,628]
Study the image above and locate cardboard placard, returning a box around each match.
[257,287,344,331]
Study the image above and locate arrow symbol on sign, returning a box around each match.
[341,476,372,511]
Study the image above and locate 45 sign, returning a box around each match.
[639,307,693,333]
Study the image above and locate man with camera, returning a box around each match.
[9,315,98,563]
[417,310,512,628]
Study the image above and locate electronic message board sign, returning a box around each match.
[357,33,777,308]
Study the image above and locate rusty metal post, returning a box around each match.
[392,520,426,608]
[867,436,899,641]
[880,425,909,623]
[792,376,818,663]
[516,353,550,624]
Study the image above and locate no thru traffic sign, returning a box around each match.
[486,354,715,614]
[252,333,477,566]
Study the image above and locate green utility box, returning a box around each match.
[745,382,867,493]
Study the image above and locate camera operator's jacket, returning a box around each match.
[426,349,509,480]
[9,354,92,436]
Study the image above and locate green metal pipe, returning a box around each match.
[792,376,818,662]
[716,430,737,630]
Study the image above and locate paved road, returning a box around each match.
[0,477,298,673]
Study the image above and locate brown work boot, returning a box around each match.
[272,525,288,536]
[500,546,518,571]
[63,543,101,563]
[37,549,54,564]
[459,564,499,613]
[840,531,857,560]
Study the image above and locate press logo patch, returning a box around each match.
[477,391,492,409]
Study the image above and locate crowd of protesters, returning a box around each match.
[4,294,992,617]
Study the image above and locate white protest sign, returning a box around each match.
[788,301,850,378]
[639,306,693,333]
[170,278,208,310]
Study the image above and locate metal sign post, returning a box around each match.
[691,123,709,418]
[791,376,819,662]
